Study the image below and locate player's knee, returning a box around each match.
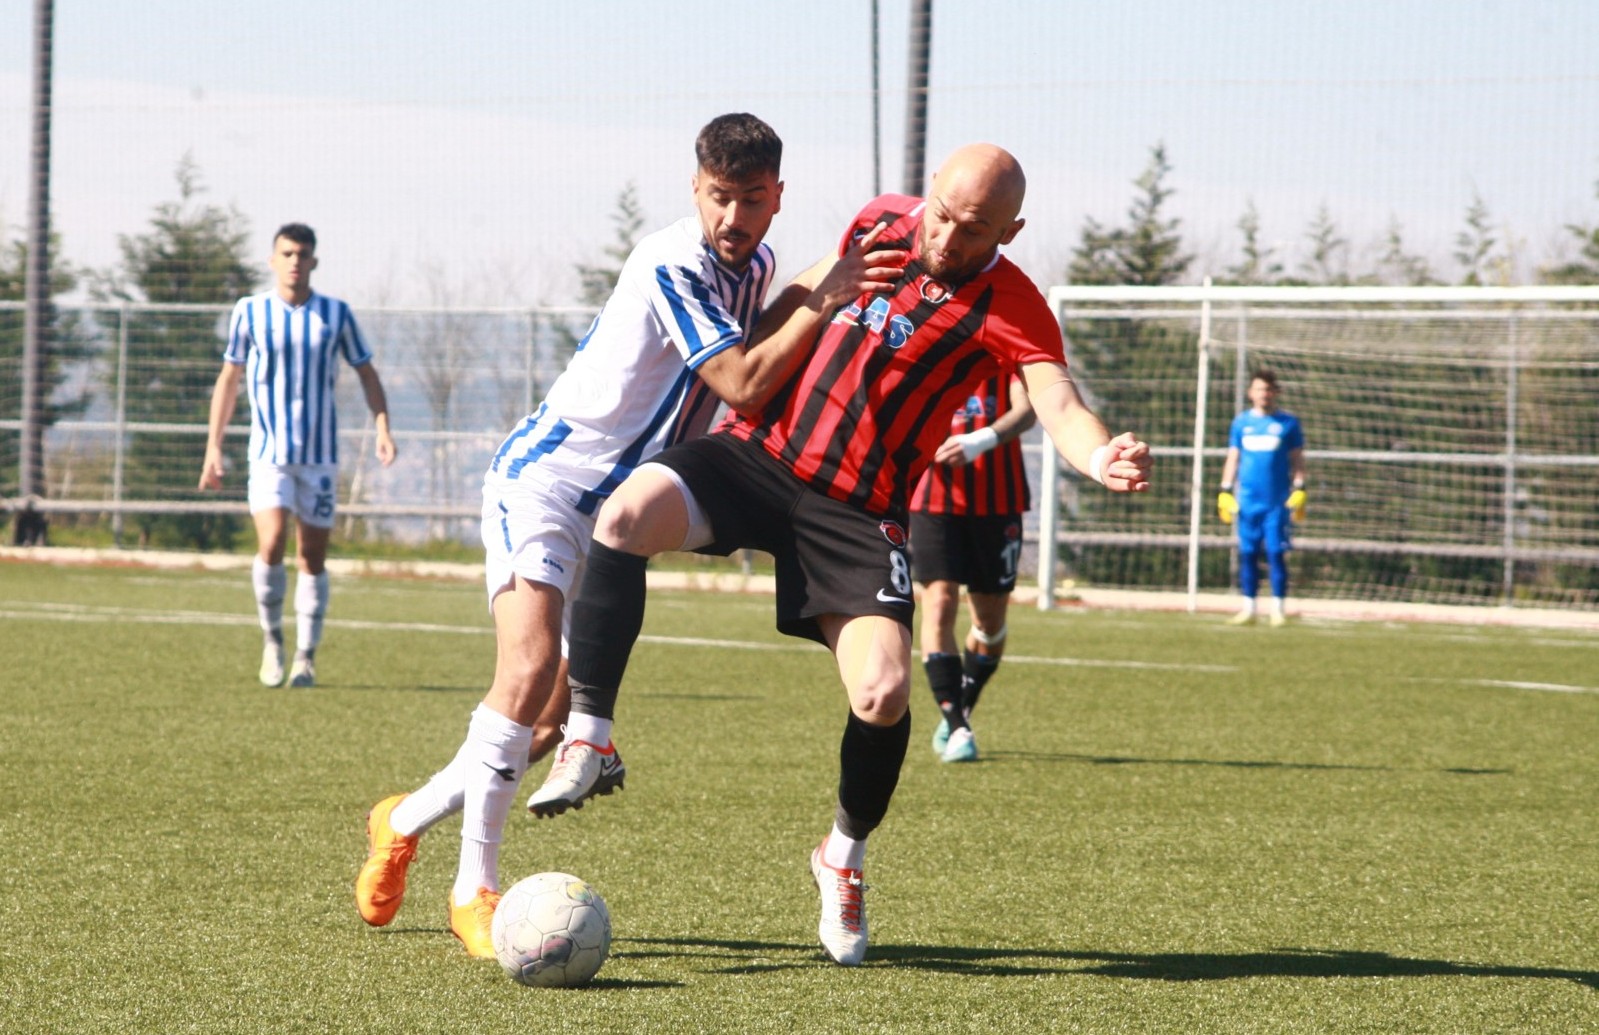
[593,481,682,554]
[847,669,911,725]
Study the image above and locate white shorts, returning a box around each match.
[248,462,339,529]
[481,477,596,641]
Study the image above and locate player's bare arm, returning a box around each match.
[354,362,398,465]
[696,224,904,415]
[199,362,245,490]
[1021,361,1152,493]
[932,377,1037,466]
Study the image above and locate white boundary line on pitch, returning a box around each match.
[7,546,1598,631]
[1,601,1236,673]
[1414,677,1599,695]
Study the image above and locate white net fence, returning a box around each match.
[0,300,597,549]
[6,288,1599,611]
[1037,286,1599,611]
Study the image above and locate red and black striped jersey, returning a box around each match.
[910,373,1032,516]
[718,194,1063,517]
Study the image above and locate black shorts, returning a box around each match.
[652,434,915,644]
[909,511,1025,594]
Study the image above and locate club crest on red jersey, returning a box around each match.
[918,276,951,304]
[879,520,908,548]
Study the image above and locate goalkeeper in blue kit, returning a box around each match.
[1217,369,1306,626]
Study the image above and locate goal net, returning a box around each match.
[1037,286,1599,612]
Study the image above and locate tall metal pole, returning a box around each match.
[20,0,54,498]
[901,0,933,196]
[870,0,882,197]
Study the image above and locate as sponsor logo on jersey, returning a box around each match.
[836,296,915,349]
[958,393,997,420]
[879,519,908,548]
[1241,432,1283,452]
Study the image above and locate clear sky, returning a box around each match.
[3,0,1598,303]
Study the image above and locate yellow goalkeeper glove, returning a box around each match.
[1287,488,1307,522]
[1217,490,1239,525]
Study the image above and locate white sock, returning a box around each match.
[454,704,533,905]
[295,571,330,653]
[252,558,286,643]
[822,824,866,871]
[389,719,477,837]
[1270,597,1286,617]
[1240,597,1258,615]
[563,712,612,747]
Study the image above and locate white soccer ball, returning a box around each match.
[491,871,612,988]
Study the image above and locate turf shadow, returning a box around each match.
[994,750,1510,776]
[629,938,1597,989]
[876,944,1599,989]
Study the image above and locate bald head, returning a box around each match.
[918,144,1028,280]
[934,144,1026,222]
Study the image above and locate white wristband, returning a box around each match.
[956,426,1000,462]
[1088,444,1110,485]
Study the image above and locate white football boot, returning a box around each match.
[259,641,286,687]
[810,840,868,966]
[526,738,626,817]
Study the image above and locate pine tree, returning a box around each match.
[575,182,645,306]
[1374,216,1436,286]
[1069,144,1192,286]
[98,154,259,548]
[1538,179,1599,284]
[1222,201,1284,285]
[1062,144,1194,587]
[1298,205,1350,285]
[1454,192,1503,286]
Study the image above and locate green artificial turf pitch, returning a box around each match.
[1,561,1595,1033]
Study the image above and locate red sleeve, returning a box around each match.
[982,261,1066,370]
[836,194,922,256]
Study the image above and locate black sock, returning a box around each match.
[834,710,912,840]
[924,652,968,730]
[565,541,649,720]
[961,652,1000,715]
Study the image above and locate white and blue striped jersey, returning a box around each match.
[487,216,775,514]
[223,291,374,465]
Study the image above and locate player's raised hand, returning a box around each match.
[812,222,906,312]
[1100,431,1152,493]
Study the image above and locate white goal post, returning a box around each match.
[1035,284,1599,613]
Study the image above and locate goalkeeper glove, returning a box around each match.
[1217,490,1239,525]
[1287,488,1307,522]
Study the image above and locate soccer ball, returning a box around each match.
[491,872,612,988]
